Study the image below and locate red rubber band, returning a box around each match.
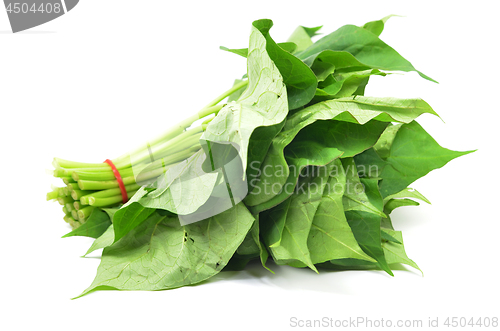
[103,159,128,204]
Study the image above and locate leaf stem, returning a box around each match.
[202,79,248,109]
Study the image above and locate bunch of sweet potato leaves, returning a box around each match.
[63,17,473,298]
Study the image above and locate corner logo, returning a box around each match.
[3,0,79,33]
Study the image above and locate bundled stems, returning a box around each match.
[48,80,249,229]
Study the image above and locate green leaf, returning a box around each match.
[297,120,388,159]
[252,19,318,109]
[308,159,376,264]
[246,120,285,192]
[246,94,432,210]
[223,254,251,271]
[245,124,343,205]
[136,150,219,214]
[304,50,370,81]
[315,69,387,98]
[220,46,249,58]
[362,15,398,37]
[384,198,420,214]
[248,120,386,213]
[203,21,289,177]
[286,25,322,53]
[382,229,422,274]
[373,123,402,159]
[111,202,155,243]
[248,140,342,214]
[260,196,291,248]
[221,19,318,110]
[83,225,115,257]
[354,147,387,179]
[220,42,297,58]
[342,158,385,217]
[380,215,394,230]
[384,187,431,205]
[227,79,247,103]
[266,163,334,271]
[360,177,384,212]
[76,203,255,298]
[301,96,439,125]
[276,42,298,54]
[296,24,436,83]
[345,210,393,275]
[237,215,273,272]
[62,208,111,239]
[381,228,402,244]
[237,219,261,257]
[112,149,221,232]
[102,207,119,221]
[378,121,475,197]
[326,258,377,270]
[342,160,392,275]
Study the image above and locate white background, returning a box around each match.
[1,1,498,330]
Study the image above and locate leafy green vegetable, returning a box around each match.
[47,17,474,297]
[315,69,387,99]
[384,187,431,205]
[382,229,422,274]
[202,20,289,175]
[286,25,322,53]
[342,158,385,217]
[296,23,436,83]
[77,203,254,298]
[362,15,398,37]
[62,208,112,239]
[265,162,333,271]
[246,96,436,211]
[222,19,318,109]
[83,225,115,257]
[344,210,392,275]
[125,150,219,216]
[307,159,376,264]
[373,123,402,159]
[375,121,474,197]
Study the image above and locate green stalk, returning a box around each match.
[65,203,74,212]
[71,138,200,182]
[78,164,168,190]
[80,183,141,203]
[58,196,74,205]
[54,167,107,178]
[89,190,139,207]
[71,189,96,200]
[114,128,203,169]
[78,214,87,224]
[63,177,76,185]
[143,145,200,172]
[53,81,247,176]
[46,189,60,201]
[72,166,142,181]
[52,81,249,228]
[111,103,225,168]
[73,201,86,210]
[66,183,79,191]
[77,206,95,221]
[53,158,110,170]
[78,151,190,190]
[202,79,248,109]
